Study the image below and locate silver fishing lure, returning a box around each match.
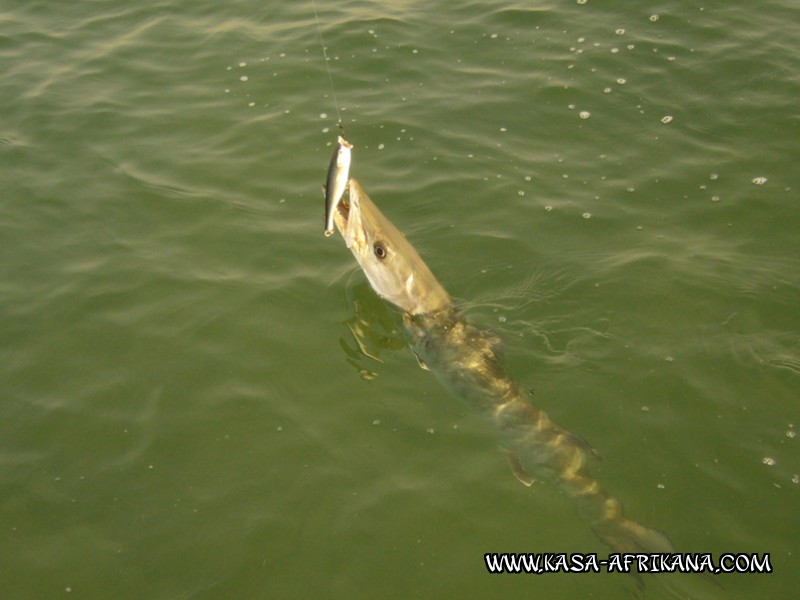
[323,136,352,236]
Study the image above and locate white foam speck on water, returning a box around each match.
[752,176,768,185]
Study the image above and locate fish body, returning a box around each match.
[323,136,353,237]
[333,179,675,556]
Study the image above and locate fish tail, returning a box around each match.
[565,475,675,554]
[590,511,676,588]
[591,512,676,555]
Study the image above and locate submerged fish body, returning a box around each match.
[323,136,353,237]
[402,310,674,555]
[333,179,675,556]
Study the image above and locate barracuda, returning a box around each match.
[333,179,675,556]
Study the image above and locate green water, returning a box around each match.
[2,1,798,598]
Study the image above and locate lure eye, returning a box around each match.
[373,241,387,260]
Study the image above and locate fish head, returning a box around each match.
[334,179,451,315]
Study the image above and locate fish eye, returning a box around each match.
[373,241,387,259]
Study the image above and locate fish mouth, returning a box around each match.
[332,179,372,263]
[331,184,351,240]
[336,188,351,223]
[332,179,359,244]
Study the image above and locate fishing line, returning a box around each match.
[312,0,346,136]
